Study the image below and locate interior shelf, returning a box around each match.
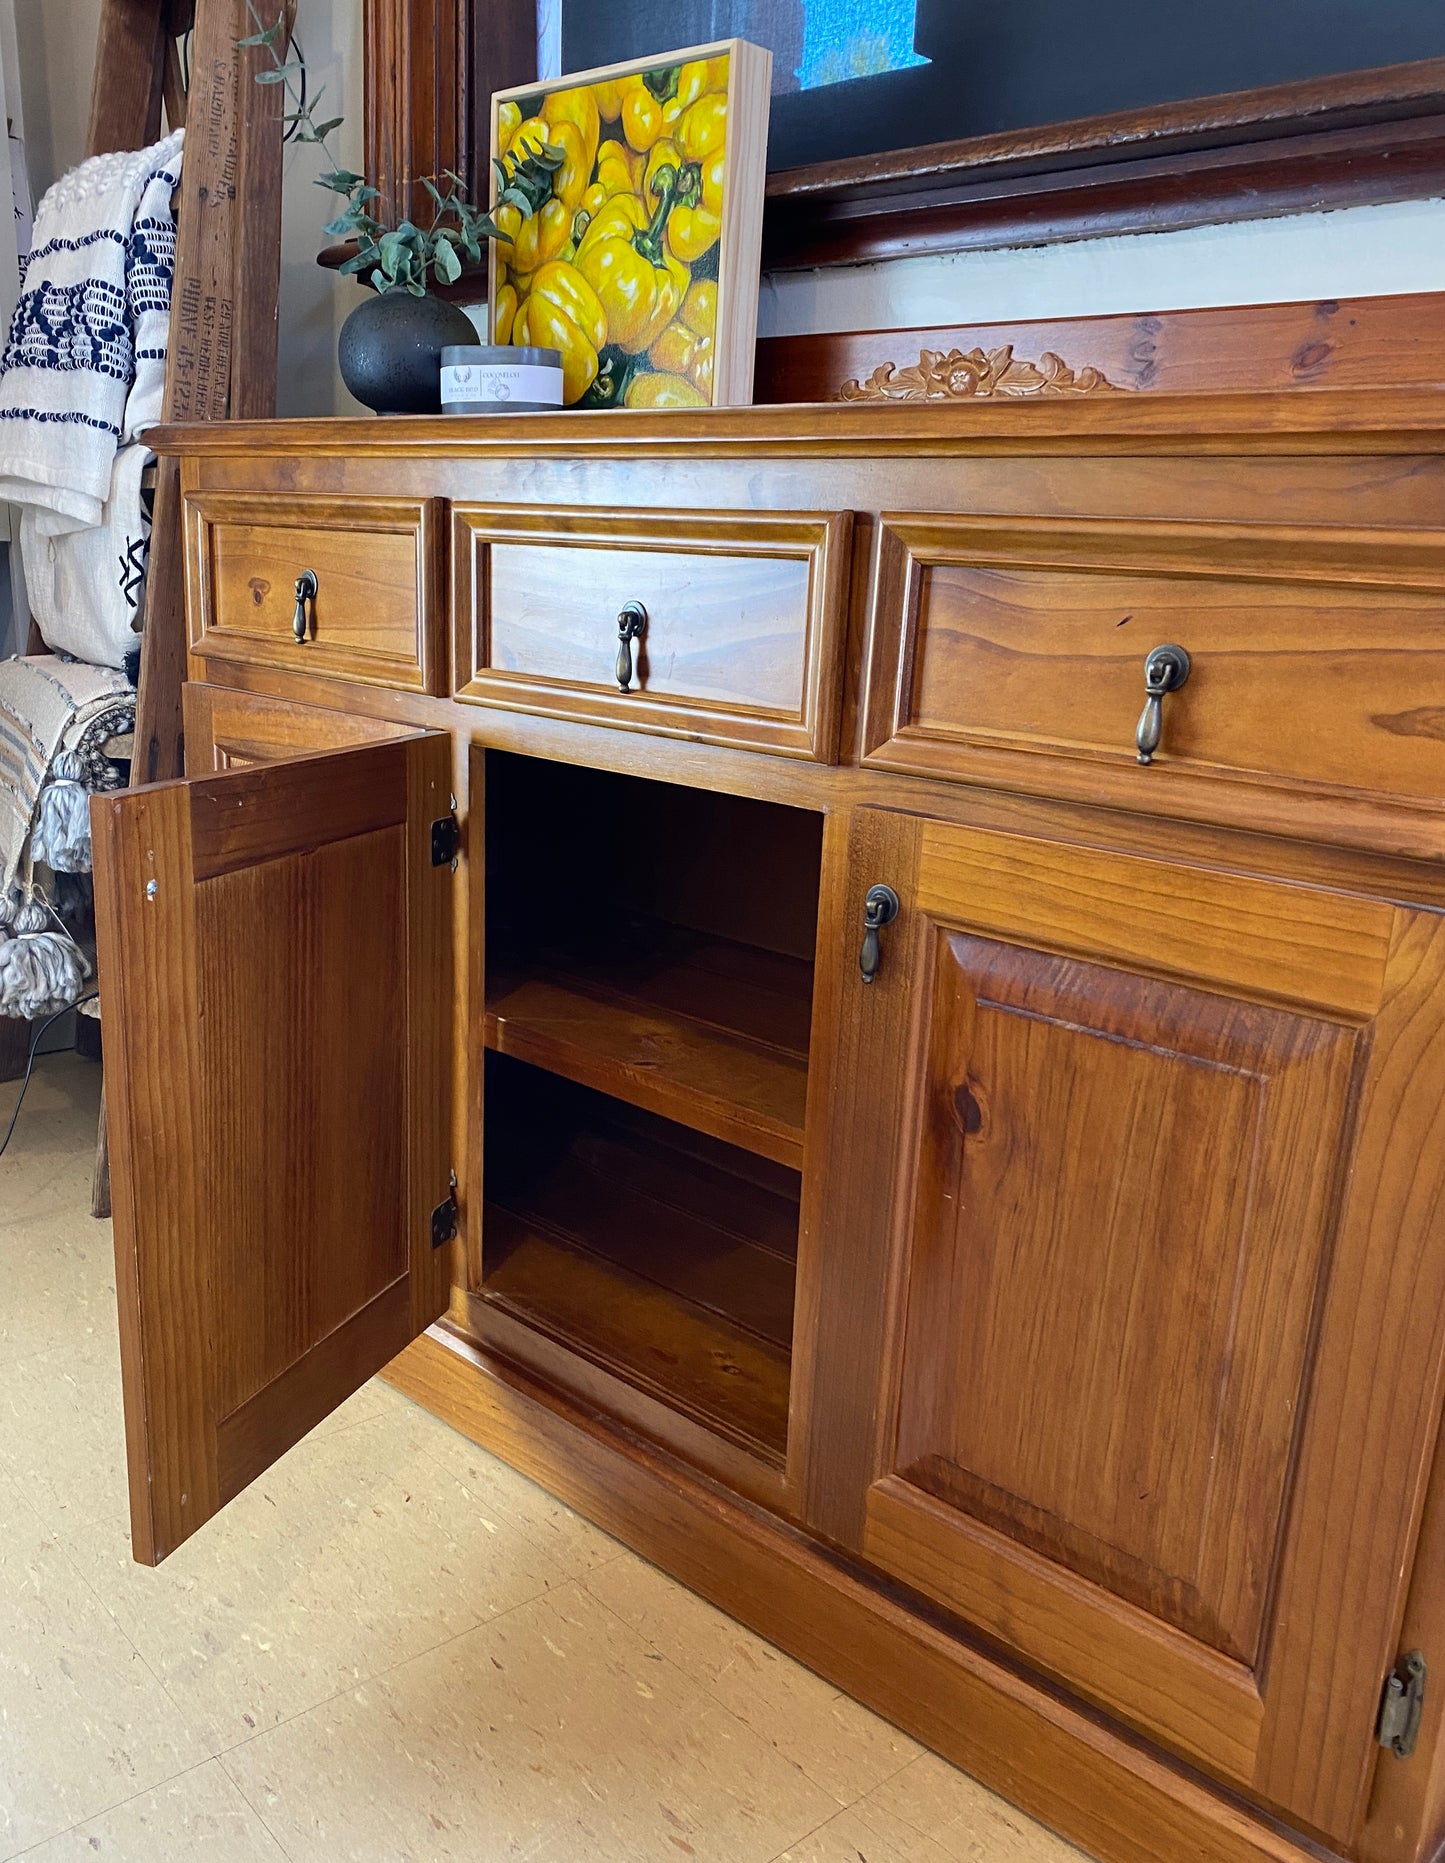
[480,753,822,1467]
[483,1057,798,1465]
[485,917,812,1169]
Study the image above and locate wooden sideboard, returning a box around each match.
[92,394,1445,1863]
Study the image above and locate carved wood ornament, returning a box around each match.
[839,346,1121,401]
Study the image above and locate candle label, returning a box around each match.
[441,362,563,405]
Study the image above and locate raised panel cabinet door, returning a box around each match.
[808,808,1445,1845]
[91,734,455,1566]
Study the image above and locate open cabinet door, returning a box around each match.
[91,734,455,1565]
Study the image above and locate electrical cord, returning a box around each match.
[0,995,99,1162]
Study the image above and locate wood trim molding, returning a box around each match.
[753,294,1445,407]
[761,58,1445,269]
[363,0,472,228]
[362,0,535,230]
[145,386,1445,461]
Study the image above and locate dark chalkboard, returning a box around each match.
[559,0,1445,172]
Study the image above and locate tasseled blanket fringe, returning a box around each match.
[0,892,89,1021]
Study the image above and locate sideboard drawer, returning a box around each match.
[186,494,443,693]
[453,506,851,760]
[863,513,1445,836]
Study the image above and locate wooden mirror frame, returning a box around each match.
[358,1,1445,273]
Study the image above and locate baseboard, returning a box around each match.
[382,1323,1336,1863]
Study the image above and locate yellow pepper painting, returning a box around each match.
[489,41,771,409]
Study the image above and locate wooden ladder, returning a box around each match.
[86,0,292,1213]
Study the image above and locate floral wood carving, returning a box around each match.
[839,345,1122,402]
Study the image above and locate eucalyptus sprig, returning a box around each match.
[493,142,567,220]
[238,4,545,295]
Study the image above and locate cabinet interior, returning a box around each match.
[480,751,824,1464]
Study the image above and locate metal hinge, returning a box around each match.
[430,814,460,867]
[1377,1651,1427,1759]
[431,1173,458,1249]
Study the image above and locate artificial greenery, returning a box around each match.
[238,3,557,295]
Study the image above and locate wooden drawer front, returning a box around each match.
[188,494,441,693]
[864,514,1445,850]
[454,506,850,760]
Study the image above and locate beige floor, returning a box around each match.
[0,1050,1084,1863]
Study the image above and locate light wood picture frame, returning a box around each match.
[488,39,772,409]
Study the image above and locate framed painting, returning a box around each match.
[488,40,772,408]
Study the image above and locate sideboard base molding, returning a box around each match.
[382,1322,1327,1863]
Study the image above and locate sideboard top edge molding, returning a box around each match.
[152,386,1445,459]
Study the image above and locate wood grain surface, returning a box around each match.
[133,388,1445,1863]
[188,493,441,693]
[454,505,850,760]
[864,513,1445,813]
[92,734,453,1564]
[756,293,1445,406]
[865,918,1360,1781]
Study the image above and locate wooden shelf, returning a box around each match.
[485,921,812,1169]
[482,1077,798,1465]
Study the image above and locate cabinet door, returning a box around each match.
[809,808,1445,1843]
[92,734,454,1566]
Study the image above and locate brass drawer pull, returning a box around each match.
[1135,644,1191,764]
[859,883,900,984]
[292,569,319,644]
[616,601,646,691]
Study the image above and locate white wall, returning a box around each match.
[759,196,1445,339]
[275,0,365,415]
[12,0,99,198]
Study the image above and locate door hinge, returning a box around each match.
[1377,1651,1427,1759]
[430,814,460,867]
[431,1175,458,1249]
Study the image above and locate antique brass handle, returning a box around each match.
[1135,643,1191,764]
[616,601,647,691]
[859,883,900,984]
[292,569,319,644]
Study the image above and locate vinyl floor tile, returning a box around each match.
[865,1755,1087,1861]
[0,1332,131,1539]
[221,1579,841,1863]
[62,1408,605,1756]
[16,1759,289,1862]
[0,1203,116,1362]
[0,1502,208,1860]
[771,1798,958,1862]
[0,1053,102,1227]
[370,1377,623,1576]
[587,1551,922,1805]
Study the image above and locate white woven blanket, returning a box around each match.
[0,128,182,535]
[0,654,133,901]
[22,442,153,667]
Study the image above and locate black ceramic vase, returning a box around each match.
[337,289,478,415]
